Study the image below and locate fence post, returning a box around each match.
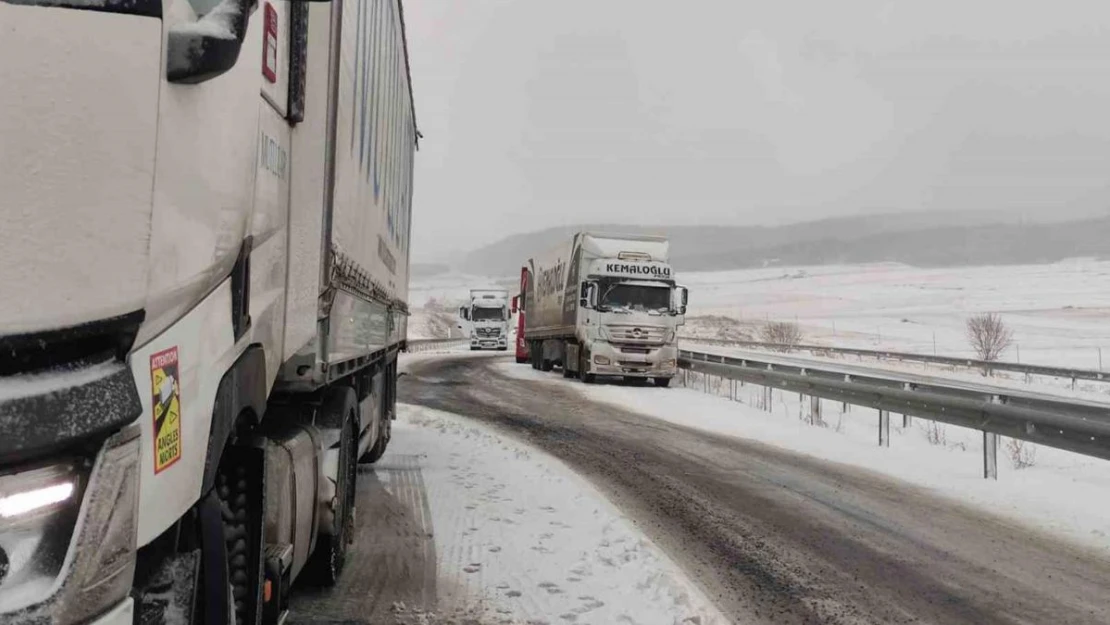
[879,410,890,447]
[983,431,998,480]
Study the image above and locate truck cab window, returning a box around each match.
[472,308,505,322]
[600,283,671,314]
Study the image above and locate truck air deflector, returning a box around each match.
[0,364,143,462]
[1,0,162,18]
[0,310,145,461]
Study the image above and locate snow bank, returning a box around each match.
[495,362,1110,557]
[389,404,727,624]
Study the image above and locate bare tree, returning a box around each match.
[1005,438,1037,469]
[760,321,804,351]
[966,313,1013,361]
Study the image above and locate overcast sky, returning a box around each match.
[403,0,1110,262]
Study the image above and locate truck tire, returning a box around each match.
[540,358,554,372]
[562,363,574,378]
[515,355,528,364]
[653,377,672,388]
[360,417,390,464]
[530,342,541,370]
[579,351,596,384]
[303,387,358,586]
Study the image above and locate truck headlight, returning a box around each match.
[658,359,676,369]
[593,355,611,365]
[1,426,140,624]
[0,463,83,613]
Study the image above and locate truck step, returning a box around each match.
[262,543,294,625]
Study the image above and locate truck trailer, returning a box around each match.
[458,289,511,351]
[519,233,688,386]
[0,1,418,624]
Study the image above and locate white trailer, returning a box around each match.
[0,1,417,624]
[458,289,511,351]
[520,233,688,386]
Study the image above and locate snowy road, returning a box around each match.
[392,354,1110,625]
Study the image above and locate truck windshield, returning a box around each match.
[600,283,670,314]
[472,307,505,321]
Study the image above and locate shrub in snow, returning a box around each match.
[760,321,804,351]
[1005,438,1037,469]
[922,421,947,446]
[965,312,1014,363]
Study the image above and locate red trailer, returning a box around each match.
[512,265,530,363]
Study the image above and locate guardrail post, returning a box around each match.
[763,386,773,412]
[983,431,998,480]
[879,410,890,447]
[902,414,912,428]
[809,395,821,423]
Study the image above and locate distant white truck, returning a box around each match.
[518,233,688,386]
[459,289,511,351]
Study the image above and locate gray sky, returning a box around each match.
[404,0,1110,262]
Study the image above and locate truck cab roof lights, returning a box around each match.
[617,252,652,262]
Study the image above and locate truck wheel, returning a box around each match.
[653,377,672,388]
[540,358,554,372]
[579,351,596,384]
[516,355,528,364]
[360,417,391,464]
[530,343,541,370]
[303,387,358,586]
[562,364,574,378]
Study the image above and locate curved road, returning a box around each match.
[400,354,1110,625]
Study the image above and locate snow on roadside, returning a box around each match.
[494,362,1110,557]
[389,403,727,625]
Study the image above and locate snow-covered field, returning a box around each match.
[384,403,726,624]
[681,259,1110,369]
[495,362,1110,557]
[411,260,1110,367]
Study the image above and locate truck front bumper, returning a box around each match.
[471,337,508,350]
[585,342,678,378]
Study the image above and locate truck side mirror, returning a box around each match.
[580,282,598,309]
[511,296,519,314]
[458,306,469,320]
[674,286,689,316]
[166,0,251,83]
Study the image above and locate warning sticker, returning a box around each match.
[150,346,182,474]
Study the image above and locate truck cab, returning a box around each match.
[575,253,688,385]
[459,289,510,351]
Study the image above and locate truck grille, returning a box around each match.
[476,327,501,338]
[606,324,667,344]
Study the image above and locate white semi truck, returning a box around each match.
[0,1,418,624]
[458,289,510,351]
[518,233,688,386]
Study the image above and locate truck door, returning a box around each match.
[252,1,307,385]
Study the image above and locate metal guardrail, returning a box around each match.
[679,349,1110,477]
[681,336,1109,387]
[403,338,469,353]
